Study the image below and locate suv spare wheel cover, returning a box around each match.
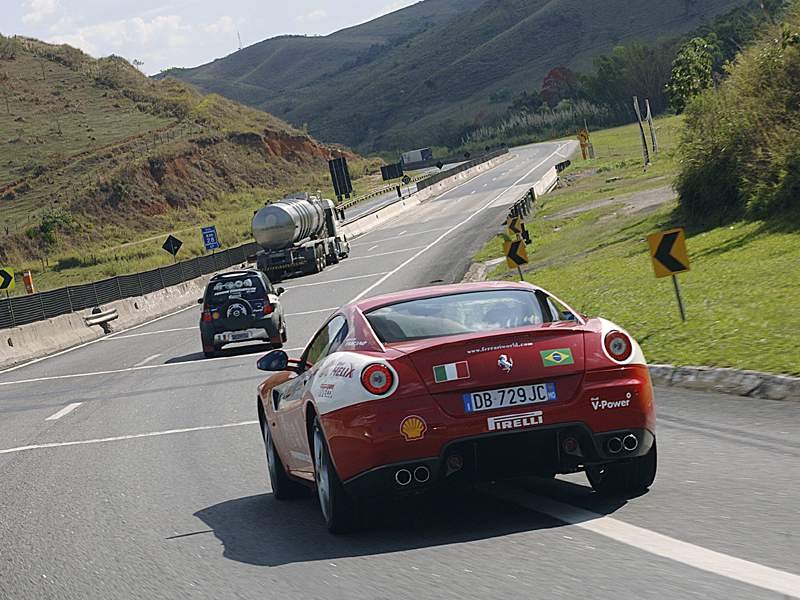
[224,299,252,320]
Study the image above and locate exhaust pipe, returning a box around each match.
[395,469,412,486]
[607,437,623,455]
[413,466,431,484]
[623,434,639,452]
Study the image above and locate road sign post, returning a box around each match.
[162,235,183,262]
[648,228,690,322]
[504,239,529,281]
[202,226,220,252]
[0,268,14,293]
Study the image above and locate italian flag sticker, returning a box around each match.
[433,361,470,383]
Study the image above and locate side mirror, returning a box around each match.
[276,287,285,296]
[197,298,204,305]
[257,350,289,372]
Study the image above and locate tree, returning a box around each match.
[541,67,580,108]
[508,89,544,113]
[666,37,717,113]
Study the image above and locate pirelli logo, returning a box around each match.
[487,411,544,432]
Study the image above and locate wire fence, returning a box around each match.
[0,242,261,330]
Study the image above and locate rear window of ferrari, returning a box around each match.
[365,290,545,342]
[205,275,266,303]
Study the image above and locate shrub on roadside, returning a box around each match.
[676,3,800,226]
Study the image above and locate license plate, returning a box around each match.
[228,331,251,342]
[463,383,557,413]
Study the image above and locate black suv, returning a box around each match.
[199,270,286,358]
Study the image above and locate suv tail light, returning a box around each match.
[263,300,274,315]
[202,304,213,323]
[361,364,394,396]
[604,330,633,362]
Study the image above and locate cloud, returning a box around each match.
[297,9,328,22]
[48,14,240,72]
[22,0,60,24]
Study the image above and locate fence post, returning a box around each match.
[38,292,46,320]
[7,297,16,328]
[66,287,74,312]
[116,277,123,300]
[137,273,144,296]
[158,268,165,290]
[92,282,100,309]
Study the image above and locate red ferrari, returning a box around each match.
[256,281,656,532]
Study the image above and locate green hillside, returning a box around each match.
[166,0,749,152]
[0,36,362,291]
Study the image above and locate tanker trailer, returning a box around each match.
[252,192,350,281]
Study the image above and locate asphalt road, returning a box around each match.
[1,140,798,600]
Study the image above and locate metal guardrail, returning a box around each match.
[339,173,429,211]
[0,242,261,330]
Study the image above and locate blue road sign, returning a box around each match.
[202,226,220,251]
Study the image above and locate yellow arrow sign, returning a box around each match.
[647,228,690,278]
[504,240,529,269]
[506,217,524,237]
[0,268,14,291]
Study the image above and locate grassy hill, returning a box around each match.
[165,0,749,152]
[0,36,367,292]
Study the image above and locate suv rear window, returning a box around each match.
[365,290,545,343]
[205,275,266,304]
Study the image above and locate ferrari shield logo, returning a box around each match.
[497,354,514,373]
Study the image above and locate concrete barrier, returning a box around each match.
[533,166,558,197]
[0,272,217,370]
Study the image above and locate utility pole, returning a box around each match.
[237,32,243,51]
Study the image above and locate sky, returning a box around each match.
[2,0,419,74]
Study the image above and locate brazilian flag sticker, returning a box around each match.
[541,348,574,367]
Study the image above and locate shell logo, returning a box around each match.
[400,415,427,442]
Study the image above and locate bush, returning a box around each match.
[676,3,800,225]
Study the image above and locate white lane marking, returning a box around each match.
[45,402,83,421]
[0,304,198,375]
[347,246,427,261]
[492,487,800,598]
[398,230,407,236]
[351,143,571,303]
[0,420,259,456]
[134,354,162,367]
[0,347,306,387]
[109,327,195,341]
[286,308,338,317]
[367,245,379,252]
[349,227,452,247]
[286,272,388,290]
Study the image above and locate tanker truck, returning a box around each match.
[251,192,349,281]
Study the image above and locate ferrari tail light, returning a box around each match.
[604,330,633,362]
[361,364,394,396]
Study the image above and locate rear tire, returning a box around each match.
[312,417,359,533]
[262,415,305,500]
[586,440,657,497]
